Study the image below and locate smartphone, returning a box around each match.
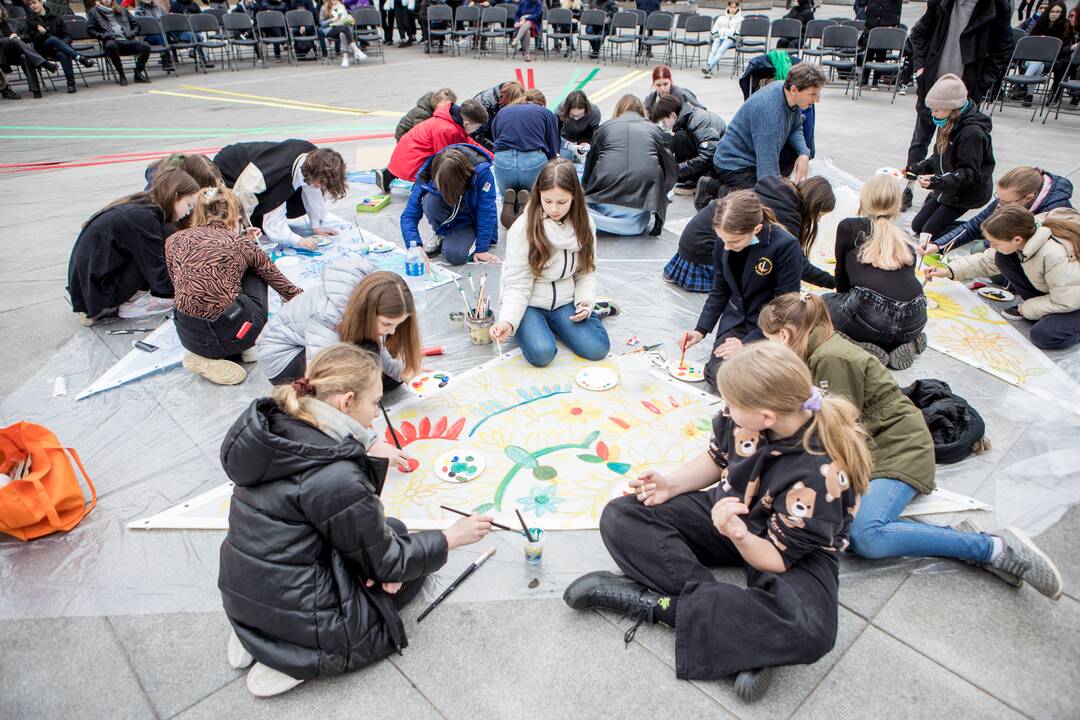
[134,340,159,353]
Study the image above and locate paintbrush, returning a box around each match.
[678,334,688,368]
[417,547,496,623]
[468,272,476,296]
[379,400,403,450]
[440,505,519,533]
[515,509,535,542]
[452,277,473,317]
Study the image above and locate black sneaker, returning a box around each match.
[901,186,913,212]
[500,189,517,229]
[886,333,926,370]
[734,666,774,703]
[648,213,664,236]
[117,75,128,86]
[694,176,720,211]
[78,55,95,68]
[1001,305,1024,320]
[67,80,76,93]
[134,70,151,84]
[1,86,19,100]
[563,571,660,643]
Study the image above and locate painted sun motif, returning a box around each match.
[382,473,442,509]
[558,399,605,423]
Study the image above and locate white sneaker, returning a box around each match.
[240,347,258,363]
[227,629,254,669]
[183,352,247,385]
[118,292,174,319]
[354,48,367,61]
[246,662,304,697]
[340,55,350,67]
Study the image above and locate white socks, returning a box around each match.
[990,536,1004,561]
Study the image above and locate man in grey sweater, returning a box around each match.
[697,63,826,209]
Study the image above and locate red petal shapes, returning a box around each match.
[610,416,631,430]
[642,401,661,414]
[446,417,466,439]
[433,416,448,437]
[596,441,609,460]
[419,417,431,438]
[400,421,417,443]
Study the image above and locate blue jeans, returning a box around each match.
[145,32,207,62]
[849,478,994,563]
[705,36,735,70]
[515,303,610,367]
[587,202,651,236]
[493,149,548,194]
[43,36,78,82]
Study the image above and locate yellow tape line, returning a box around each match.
[149,90,380,116]
[178,85,401,117]
[589,69,650,103]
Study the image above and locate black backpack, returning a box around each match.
[901,379,987,465]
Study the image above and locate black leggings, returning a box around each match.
[911,195,965,241]
[1017,0,1036,21]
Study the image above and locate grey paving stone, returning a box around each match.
[108,612,243,720]
[874,569,1080,719]
[837,554,921,620]
[174,659,441,720]
[393,598,737,720]
[1035,504,1080,602]
[796,626,1027,720]
[0,616,157,720]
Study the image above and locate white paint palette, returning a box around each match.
[407,370,453,395]
[575,367,618,391]
[433,448,485,483]
[978,287,1015,302]
[668,361,705,383]
[367,238,395,253]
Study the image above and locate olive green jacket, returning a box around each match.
[805,329,936,494]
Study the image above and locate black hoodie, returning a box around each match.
[910,106,995,209]
[217,398,448,680]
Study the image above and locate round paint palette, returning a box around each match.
[407,370,453,395]
[977,287,1015,302]
[668,361,705,382]
[367,238,395,253]
[434,448,485,483]
[575,367,618,391]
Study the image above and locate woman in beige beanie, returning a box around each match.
[908,73,997,243]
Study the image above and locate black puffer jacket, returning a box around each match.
[753,175,836,289]
[218,399,449,680]
[583,114,677,225]
[909,107,995,209]
[672,106,726,182]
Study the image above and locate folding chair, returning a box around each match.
[731,16,769,76]
[800,18,834,60]
[576,8,606,61]
[63,16,108,85]
[770,17,801,52]
[160,13,204,71]
[673,13,710,69]
[425,4,453,54]
[189,12,229,70]
[285,9,322,62]
[840,18,865,32]
[604,10,638,66]
[544,7,575,60]
[855,26,906,102]
[352,7,385,63]
[134,16,175,75]
[451,4,480,55]
[223,12,261,68]
[819,24,860,92]
[992,34,1064,120]
[1043,44,1080,123]
[478,5,508,58]
[255,10,290,65]
[639,11,674,66]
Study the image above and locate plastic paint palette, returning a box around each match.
[434,448,485,483]
[668,361,705,382]
[977,287,1015,302]
[367,238,395,253]
[407,371,453,395]
[575,367,618,391]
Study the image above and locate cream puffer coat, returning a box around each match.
[710,10,742,40]
[947,224,1080,321]
[498,213,599,332]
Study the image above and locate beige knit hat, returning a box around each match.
[925,74,969,111]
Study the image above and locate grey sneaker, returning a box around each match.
[991,526,1063,600]
[955,519,1022,588]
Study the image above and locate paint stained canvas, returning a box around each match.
[377,350,718,530]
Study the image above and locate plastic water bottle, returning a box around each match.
[404,245,425,278]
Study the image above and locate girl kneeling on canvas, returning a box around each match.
[758,292,1062,599]
[490,158,610,367]
[257,264,423,390]
[925,206,1080,351]
[565,342,870,703]
[166,187,303,386]
[219,343,493,697]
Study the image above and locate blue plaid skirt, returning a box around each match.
[664,255,714,293]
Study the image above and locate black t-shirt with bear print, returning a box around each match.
[706,411,859,569]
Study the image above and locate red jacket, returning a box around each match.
[387,105,489,181]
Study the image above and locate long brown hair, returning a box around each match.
[95,167,200,225]
[759,292,835,359]
[716,342,871,495]
[1044,207,1080,257]
[980,204,1038,243]
[856,174,915,270]
[301,148,348,201]
[147,153,222,188]
[523,159,596,277]
[933,107,964,155]
[336,271,422,376]
[431,148,475,207]
[499,81,526,106]
[613,94,646,118]
[795,176,835,257]
[557,90,592,124]
[272,343,381,430]
[713,189,779,235]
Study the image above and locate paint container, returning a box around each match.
[620,353,650,394]
[464,311,494,345]
[449,311,465,329]
[523,528,545,565]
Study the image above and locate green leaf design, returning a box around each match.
[472,503,495,514]
[577,454,604,463]
[532,465,558,480]
[606,462,632,475]
[582,430,601,446]
[505,445,539,468]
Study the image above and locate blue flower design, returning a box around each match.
[516,484,565,517]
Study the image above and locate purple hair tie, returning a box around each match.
[802,387,823,412]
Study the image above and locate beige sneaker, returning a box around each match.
[240,347,258,363]
[77,312,97,327]
[227,629,254,669]
[183,353,247,385]
[246,662,304,697]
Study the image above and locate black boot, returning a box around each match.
[117,73,128,86]
[563,571,660,644]
[77,54,96,68]
[42,60,59,73]
[67,79,77,93]
[2,86,20,99]
[134,69,151,83]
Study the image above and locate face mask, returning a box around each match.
[932,116,949,128]
[748,235,760,246]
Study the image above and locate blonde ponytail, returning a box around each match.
[856,174,915,271]
[271,343,381,430]
[1042,207,1080,258]
[716,343,871,495]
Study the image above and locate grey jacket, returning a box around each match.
[255,258,404,380]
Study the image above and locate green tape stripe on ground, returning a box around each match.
[0,124,396,132]
[574,67,600,92]
[0,127,398,141]
[548,68,583,110]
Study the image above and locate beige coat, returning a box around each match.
[947,225,1080,321]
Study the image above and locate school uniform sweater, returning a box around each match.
[498,214,599,332]
[712,81,811,180]
[491,104,561,159]
[164,221,302,320]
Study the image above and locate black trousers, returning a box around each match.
[0,37,48,93]
[173,272,268,360]
[911,195,965,241]
[905,96,935,169]
[393,1,415,41]
[823,286,928,352]
[381,6,396,43]
[385,517,428,608]
[102,37,150,76]
[702,322,749,393]
[600,493,840,680]
[995,251,1080,350]
[94,260,151,317]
